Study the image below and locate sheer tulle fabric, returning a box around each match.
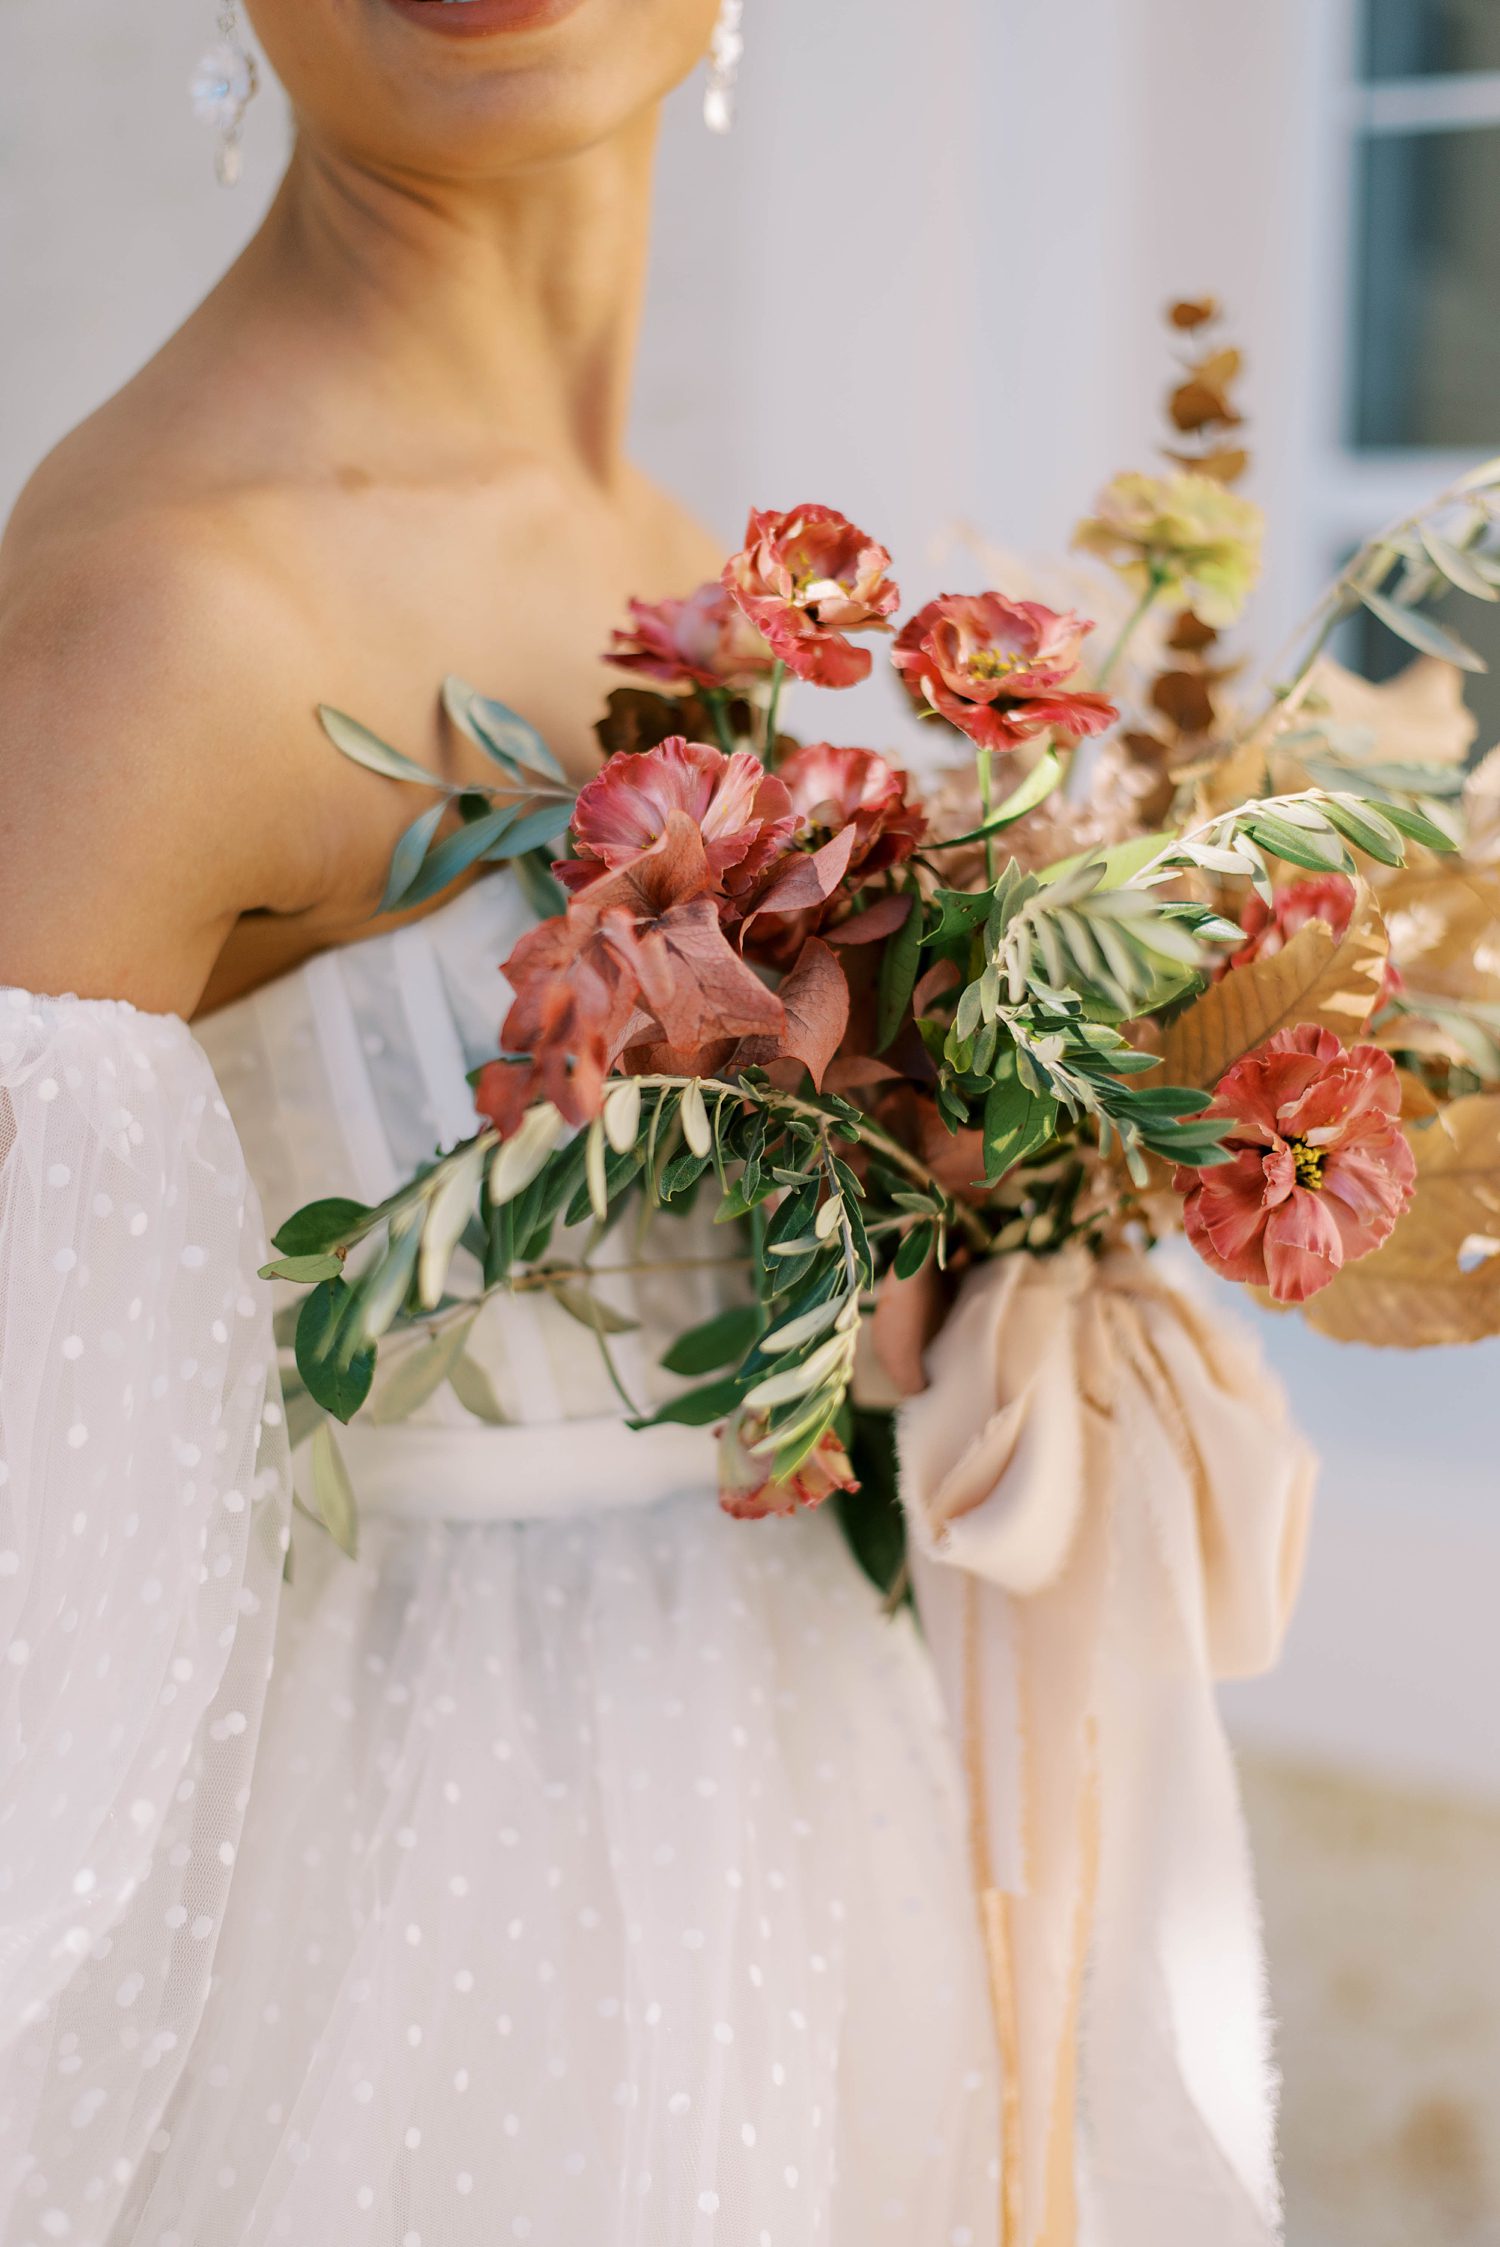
[127,1499,999,2246]
[0,983,1000,2246]
[0,992,291,2243]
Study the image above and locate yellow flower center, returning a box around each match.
[968,649,1027,683]
[1290,1138,1325,1191]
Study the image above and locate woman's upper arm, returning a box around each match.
[0,520,315,1016]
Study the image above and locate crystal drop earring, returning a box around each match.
[191,4,260,187]
[703,0,744,135]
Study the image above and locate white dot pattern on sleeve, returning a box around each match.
[1,946,1000,2246]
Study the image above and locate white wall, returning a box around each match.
[2,0,1496,1795]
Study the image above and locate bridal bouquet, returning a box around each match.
[272,305,1500,1566]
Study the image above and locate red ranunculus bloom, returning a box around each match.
[775,741,927,878]
[560,737,796,888]
[892,591,1117,752]
[606,582,776,695]
[1174,1025,1416,1304]
[1227,873,1401,1004]
[716,1410,861,1521]
[723,504,900,688]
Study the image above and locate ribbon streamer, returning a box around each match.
[899,1249,1313,2247]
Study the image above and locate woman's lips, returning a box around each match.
[380,0,587,35]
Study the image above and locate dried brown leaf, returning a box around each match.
[1165,446,1250,485]
[1307,656,1478,770]
[1161,879,1390,1090]
[732,935,849,1090]
[1382,868,1500,1004]
[1167,612,1221,655]
[1151,669,1218,735]
[1303,1094,1500,1345]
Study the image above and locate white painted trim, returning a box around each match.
[1352,71,1500,134]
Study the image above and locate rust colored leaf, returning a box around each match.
[825,891,913,946]
[740,825,858,931]
[732,936,850,1090]
[1169,297,1219,330]
[1161,879,1390,1091]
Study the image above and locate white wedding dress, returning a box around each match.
[0,872,1003,2247]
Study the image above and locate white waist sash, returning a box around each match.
[337,1414,718,1526]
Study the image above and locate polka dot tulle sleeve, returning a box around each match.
[0,989,291,2240]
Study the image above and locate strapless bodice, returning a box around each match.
[194,873,737,1431]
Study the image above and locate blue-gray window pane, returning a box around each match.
[1351,127,1500,448]
[1364,0,1500,78]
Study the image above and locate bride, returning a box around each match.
[0,5,1302,2243]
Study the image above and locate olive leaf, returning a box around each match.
[308,1423,359,1559]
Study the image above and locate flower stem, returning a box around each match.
[977,746,997,885]
[1095,566,1168,693]
[629,1074,995,1253]
[762,661,788,765]
[704,688,737,758]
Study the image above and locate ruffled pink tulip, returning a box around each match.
[562,737,796,886]
[1175,1025,1415,1304]
[776,741,926,877]
[723,504,900,688]
[717,1410,861,1521]
[607,582,776,695]
[892,591,1117,752]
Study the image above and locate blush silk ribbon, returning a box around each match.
[898,1249,1314,2247]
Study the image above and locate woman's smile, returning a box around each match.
[380,0,590,36]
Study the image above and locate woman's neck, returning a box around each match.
[237,115,661,486]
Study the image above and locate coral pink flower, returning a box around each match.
[717,1410,861,1521]
[561,738,796,887]
[1227,874,1401,1005]
[723,505,900,688]
[892,591,1117,752]
[607,582,776,695]
[776,741,927,877]
[1175,1025,1415,1304]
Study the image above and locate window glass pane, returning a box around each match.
[1351,126,1500,447]
[1339,584,1500,754]
[1365,0,1500,79]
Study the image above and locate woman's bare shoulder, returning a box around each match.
[624,468,726,589]
[0,450,334,1017]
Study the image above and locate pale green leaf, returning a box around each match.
[418,1146,485,1309]
[1357,586,1487,673]
[447,1350,509,1425]
[489,1104,565,1203]
[680,1081,712,1158]
[309,1423,359,1558]
[371,1312,477,1425]
[603,1078,643,1154]
[319,706,441,789]
[1420,528,1500,601]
